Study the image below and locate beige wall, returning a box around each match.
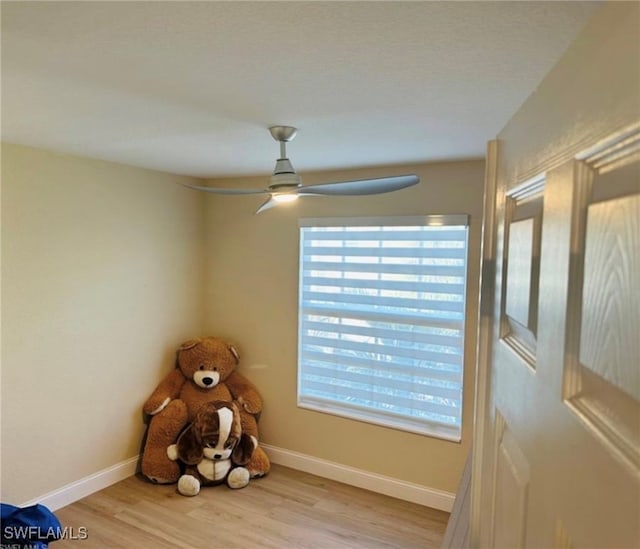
[1,144,206,503]
[204,159,485,493]
[0,142,483,503]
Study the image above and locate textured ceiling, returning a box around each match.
[1,1,599,177]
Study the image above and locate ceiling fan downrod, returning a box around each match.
[268,125,301,189]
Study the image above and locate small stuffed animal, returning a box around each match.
[168,401,257,496]
[141,337,270,484]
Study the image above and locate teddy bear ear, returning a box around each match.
[228,344,240,364]
[178,339,201,351]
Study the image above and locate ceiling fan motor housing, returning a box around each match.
[270,157,302,190]
[269,172,302,190]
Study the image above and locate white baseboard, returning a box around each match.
[262,443,455,512]
[20,456,139,511]
[19,447,455,513]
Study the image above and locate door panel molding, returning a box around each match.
[490,410,531,549]
[563,126,640,474]
[500,175,544,368]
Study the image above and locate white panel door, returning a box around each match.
[472,123,640,547]
[470,3,640,545]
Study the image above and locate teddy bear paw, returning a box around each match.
[227,467,250,489]
[142,453,181,484]
[178,474,201,497]
[240,397,262,415]
[166,444,179,461]
[146,397,172,416]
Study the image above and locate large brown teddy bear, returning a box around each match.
[141,337,270,484]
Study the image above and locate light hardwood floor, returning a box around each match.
[54,464,449,548]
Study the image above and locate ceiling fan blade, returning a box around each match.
[179,182,268,195]
[297,174,419,196]
[255,196,278,214]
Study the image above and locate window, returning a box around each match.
[298,215,469,441]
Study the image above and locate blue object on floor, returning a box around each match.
[0,503,62,548]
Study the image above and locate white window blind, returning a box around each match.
[298,216,468,441]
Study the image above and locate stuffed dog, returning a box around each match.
[168,401,257,496]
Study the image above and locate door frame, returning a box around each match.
[470,139,499,544]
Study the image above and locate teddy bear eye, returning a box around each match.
[224,440,233,449]
[213,367,218,372]
[199,365,205,371]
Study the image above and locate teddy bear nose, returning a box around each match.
[213,453,222,459]
[202,377,213,386]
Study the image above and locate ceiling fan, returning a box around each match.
[181,126,420,213]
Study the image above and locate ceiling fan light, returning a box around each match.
[272,193,298,204]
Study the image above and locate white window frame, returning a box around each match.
[297,215,469,442]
